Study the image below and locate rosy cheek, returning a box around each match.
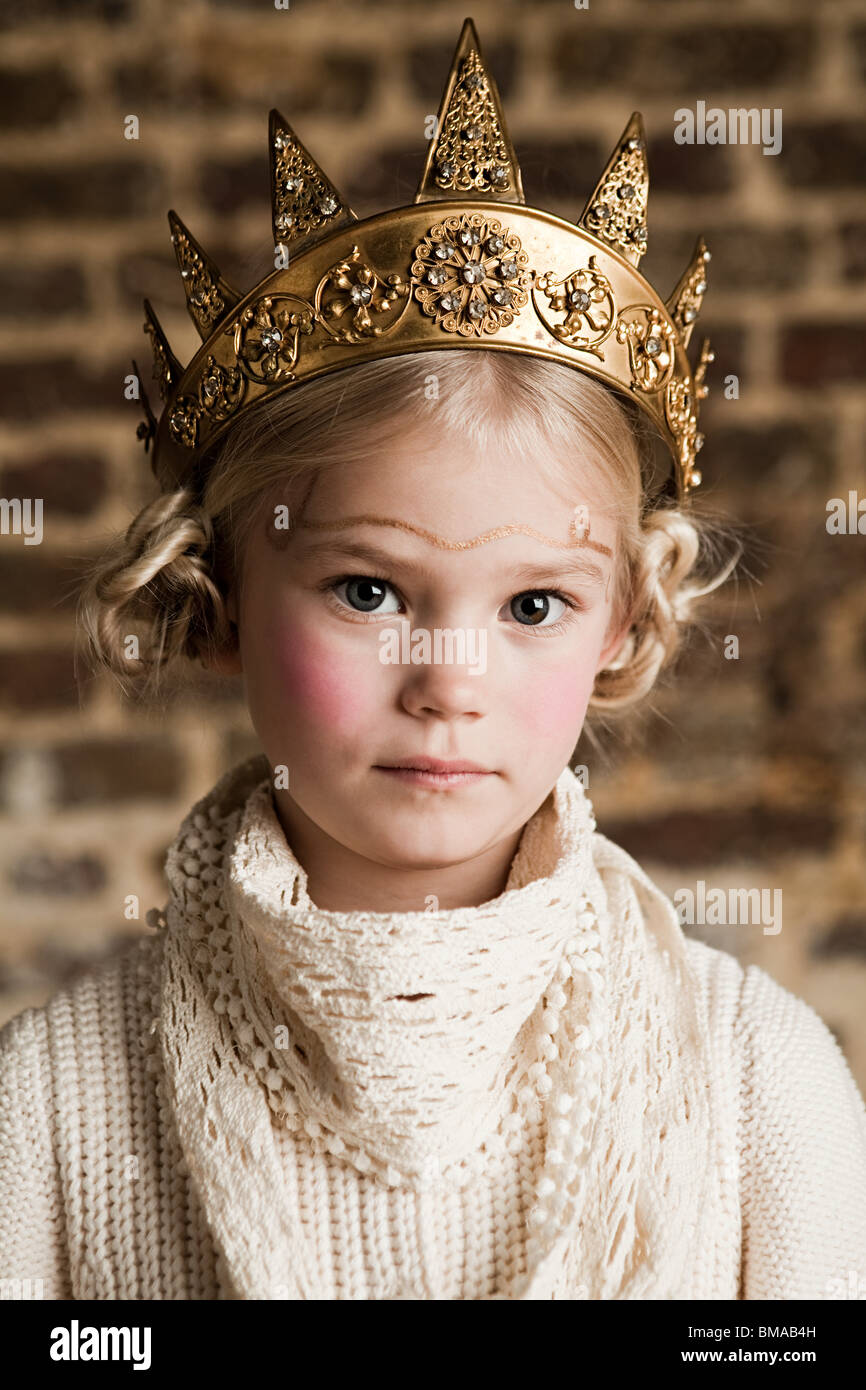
[270,624,381,736]
[513,667,594,737]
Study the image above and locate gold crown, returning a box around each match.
[135,16,714,502]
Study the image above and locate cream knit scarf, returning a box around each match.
[158,755,715,1299]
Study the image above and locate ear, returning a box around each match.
[201,589,243,676]
[596,618,631,673]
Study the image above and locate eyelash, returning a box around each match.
[319,571,584,637]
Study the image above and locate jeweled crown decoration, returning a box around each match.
[136,17,714,501]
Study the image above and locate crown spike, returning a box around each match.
[167,210,241,341]
[142,297,183,400]
[269,109,357,256]
[667,236,711,349]
[131,357,158,457]
[414,17,524,205]
[578,112,649,268]
[138,22,714,503]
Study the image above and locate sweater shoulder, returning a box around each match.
[734,955,866,1109]
[588,829,857,1097]
[681,935,746,999]
[0,932,163,1094]
[678,939,858,1071]
[677,934,860,1096]
[0,934,164,1298]
[731,961,866,1293]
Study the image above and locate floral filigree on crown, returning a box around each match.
[137,18,714,502]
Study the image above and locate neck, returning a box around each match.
[272,788,524,912]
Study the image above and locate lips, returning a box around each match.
[376,756,491,774]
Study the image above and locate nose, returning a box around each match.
[400,667,486,720]
[396,632,489,721]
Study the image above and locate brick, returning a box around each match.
[0,934,134,1006]
[778,122,866,189]
[115,50,373,119]
[0,65,80,129]
[224,731,266,772]
[840,222,866,282]
[614,699,764,779]
[850,25,866,82]
[647,223,811,305]
[0,0,133,25]
[117,238,269,318]
[52,737,183,805]
[698,224,809,291]
[704,420,834,497]
[137,668,247,710]
[199,154,269,217]
[115,247,190,315]
[0,649,81,711]
[693,324,746,400]
[216,240,274,294]
[409,38,517,103]
[787,701,866,767]
[9,851,106,895]
[0,553,88,614]
[1,451,108,515]
[771,525,866,600]
[0,261,88,318]
[640,224,809,308]
[751,537,866,713]
[812,915,866,961]
[112,60,222,113]
[549,30,636,92]
[600,803,837,867]
[0,355,135,420]
[762,704,866,774]
[780,322,866,386]
[265,51,374,119]
[761,606,825,715]
[0,161,165,222]
[344,143,434,215]
[553,24,814,95]
[645,132,735,195]
[504,137,605,208]
[663,24,813,90]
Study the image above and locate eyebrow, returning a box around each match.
[297,537,609,590]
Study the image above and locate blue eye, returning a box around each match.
[336,576,401,614]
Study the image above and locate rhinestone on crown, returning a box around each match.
[412,212,530,338]
[140,18,714,504]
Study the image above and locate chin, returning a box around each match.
[357,824,482,872]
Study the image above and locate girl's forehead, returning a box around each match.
[292,431,613,515]
[252,432,621,565]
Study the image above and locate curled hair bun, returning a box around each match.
[78,486,234,690]
[591,505,738,712]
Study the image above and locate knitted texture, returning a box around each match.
[206,770,600,1187]
[158,756,718,1298]
[1,754,865,1299]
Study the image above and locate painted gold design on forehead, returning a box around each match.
[296,510,613,558]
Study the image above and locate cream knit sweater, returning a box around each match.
[2,755,865,1300]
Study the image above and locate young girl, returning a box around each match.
[2,21,865,1301]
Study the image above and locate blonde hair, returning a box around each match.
[77,350,741,719]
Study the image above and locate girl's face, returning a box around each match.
[222,430,628,902]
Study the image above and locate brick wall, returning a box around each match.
[1,0,865,1092]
